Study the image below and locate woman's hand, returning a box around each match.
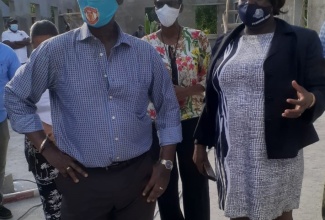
[174,84,205,102]
[174,85,189,101]
[282,80,315,118]
[193,144,209,174]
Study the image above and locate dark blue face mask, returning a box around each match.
[238,3,272,27]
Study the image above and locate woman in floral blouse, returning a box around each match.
[143,0,211,219]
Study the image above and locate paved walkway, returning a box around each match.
[3,115,325,220]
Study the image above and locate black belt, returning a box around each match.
[94,152,148,171]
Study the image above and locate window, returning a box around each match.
[51,6,59,25]
[31,3,40,24]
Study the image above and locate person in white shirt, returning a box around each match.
[2,18,30,64]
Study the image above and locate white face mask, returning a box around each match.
[156,4,181,27]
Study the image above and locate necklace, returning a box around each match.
[160,27,182,85]
[161,27,182,60]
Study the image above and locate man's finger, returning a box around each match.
[147,185,162,202]
[70,163,88,178]
[142,178,155,197]
[66,166,80,183]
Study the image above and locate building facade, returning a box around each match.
[1,0,324,38]
[0,0,79,35]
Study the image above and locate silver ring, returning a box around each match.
[66,166,71,171]
[159,187,164,190]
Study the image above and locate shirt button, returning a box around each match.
[100,53,104,57]
[116,157,120,160]
[109,96,113,99]
[104,74,107,78]
[115,137,119,141]
[112,116,116,120]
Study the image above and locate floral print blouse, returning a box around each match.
[143,27,211,120]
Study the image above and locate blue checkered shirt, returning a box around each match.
[5,23,182,167]
[320,22,325,57]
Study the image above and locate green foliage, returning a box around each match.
[1,0,9,6]
[145,14,151,35]
[145,7,158,23]
[302,0,308,27]
[195,5,217,34]
[145,13,159,35]
[31,3,37,13]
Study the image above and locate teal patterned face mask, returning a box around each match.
[77,0,118,28]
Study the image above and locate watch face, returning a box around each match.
[165,160,173,169]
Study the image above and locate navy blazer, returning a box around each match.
[194,18,325,159]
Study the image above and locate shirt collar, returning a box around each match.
[77,22,131,47]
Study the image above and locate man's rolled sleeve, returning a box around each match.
[149,47,182,146]
[4,42,54,133]
[157,123,182,146]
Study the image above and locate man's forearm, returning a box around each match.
[3,40,25,49]
[159,145,177,162]
[15,39,30,46]
[25,130,47,150]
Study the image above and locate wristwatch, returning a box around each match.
[160,159,173,170]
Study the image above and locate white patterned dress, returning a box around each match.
[213,33,304,220]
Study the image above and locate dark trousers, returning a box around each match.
[151,118,210,220]
[55,152,155,220]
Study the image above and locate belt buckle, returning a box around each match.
[105,162,122,170]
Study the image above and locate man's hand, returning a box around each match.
[282,80,315,118]
[142,163,171,203]
[142,144,176,202]
[193,144,209,174]
[42,142,88,183]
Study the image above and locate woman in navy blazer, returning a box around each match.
[193,0,325,219]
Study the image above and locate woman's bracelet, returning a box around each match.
[39,135,51,154]
[308,93,316,109]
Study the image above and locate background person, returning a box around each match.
[4,0,182,219]
[133,25,145,38]
[193,0,325,220]
[1,18,30,65]
[143,0,211,219]
[0,42,20,220]
[24,20,62,220]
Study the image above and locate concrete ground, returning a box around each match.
[3,115,325,220]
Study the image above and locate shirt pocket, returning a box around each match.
[135,88,150,119]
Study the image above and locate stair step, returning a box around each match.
[221,23,242,30]
[227,23,242,29]
[226,10,238,15]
